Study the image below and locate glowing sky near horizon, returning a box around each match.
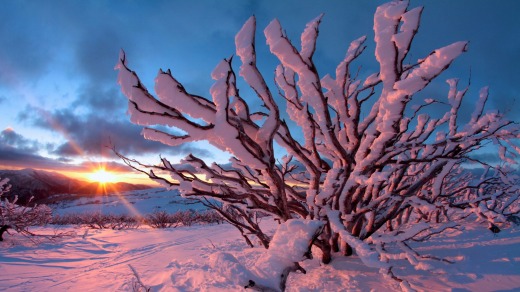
[1,0,519,183]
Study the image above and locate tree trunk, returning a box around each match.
[0,225,10,241]
[331,232,340,253]
[342,242,353,256]
[316,224,333,264]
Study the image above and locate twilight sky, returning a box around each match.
[1,0,519,183]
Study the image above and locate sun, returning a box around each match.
[88,169,117,184]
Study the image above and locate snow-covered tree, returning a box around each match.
[116,1,519,288]
[0,178,52,241]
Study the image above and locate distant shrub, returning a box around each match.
[52,212,141,230]
[1,177,52,241]
[145,210,224,228]
[51,213,84,225]
[145,211,177,229]
[195,210,225,225]
[51,209,223,230]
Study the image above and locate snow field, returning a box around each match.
[1,220,519,291]
[51,188,207,216]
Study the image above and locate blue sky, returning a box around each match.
[1,0,519,181]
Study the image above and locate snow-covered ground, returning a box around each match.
[28,166,517,291]
[51,188,207,216]
[0,220,519,291]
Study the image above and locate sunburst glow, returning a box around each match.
[88,169,117,184]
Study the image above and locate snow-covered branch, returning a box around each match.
[116,1,520,289]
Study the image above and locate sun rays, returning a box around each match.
[82,166,146,219]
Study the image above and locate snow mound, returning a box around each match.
[211,219,324,291]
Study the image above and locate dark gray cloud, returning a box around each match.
[0,128,64,170]
[0,144,64,170]
[20,106,212,159]
[0,128,40,152]
[57,156,74,163]
[0,128,143,173]
[0,142,132,173]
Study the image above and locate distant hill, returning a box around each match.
[0,168,151,205]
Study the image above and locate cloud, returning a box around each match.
[0,128,65,170]
[71,85,127,114]
[0,129,136,173]
[20,106,212,160]
[0,128,41,152]
[0,144,64,170]
[0,143,132,173]
[467,152,506,165]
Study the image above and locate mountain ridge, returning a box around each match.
[0,168,151,205]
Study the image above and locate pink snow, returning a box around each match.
[1,219,519,291]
